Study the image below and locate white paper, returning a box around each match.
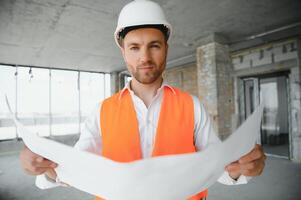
[6,96,263,200]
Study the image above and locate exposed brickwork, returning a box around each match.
[164,63,198,97]
[232,40,298,70]
[196,42,234,139]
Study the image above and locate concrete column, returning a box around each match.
[196,33,234,140]
[110,71,120,94]
[291,37,301,161]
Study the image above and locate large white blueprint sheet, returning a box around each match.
[6,97,263,200]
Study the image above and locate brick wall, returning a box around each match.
[163,63,198,97]
[196,42,234,139]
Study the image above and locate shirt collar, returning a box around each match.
[118,79,176,100]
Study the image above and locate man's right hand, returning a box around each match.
[20,145,57,179]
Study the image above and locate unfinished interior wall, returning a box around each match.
[231,38,301,161]
[115,38,301,162]
[164,63,198,97]
[196,41,235,140]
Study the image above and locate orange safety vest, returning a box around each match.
[96,86,208,200]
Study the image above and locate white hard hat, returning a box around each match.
[114,0,172,48]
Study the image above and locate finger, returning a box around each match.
[45,168,57,180]
[34,161,57,168]
[34,157,57,168]
[239,145,263,164]
[241,161,265,176]
[25,166,51,175]
[226,160,239,167]
[225,162,240,172]
[239,160,260,171]
[25,169,42,176]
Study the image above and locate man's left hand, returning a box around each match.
[225,144,266,180]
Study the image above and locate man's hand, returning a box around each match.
[225,144,266,180]
[20,145,57,180]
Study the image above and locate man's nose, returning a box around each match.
[140,48,151,63]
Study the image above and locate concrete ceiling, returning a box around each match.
[0,0,300,73]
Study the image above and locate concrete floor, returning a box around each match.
[1,150,301,200]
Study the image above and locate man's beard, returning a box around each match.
[131,61,164,84]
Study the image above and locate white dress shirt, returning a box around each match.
[36,82,250,190]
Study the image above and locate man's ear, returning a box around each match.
[120,46,126,60]
[165,43,169,56]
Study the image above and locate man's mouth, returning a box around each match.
[138,65,154,70]
[139,66,153,69]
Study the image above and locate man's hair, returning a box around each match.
[119,24,169,46]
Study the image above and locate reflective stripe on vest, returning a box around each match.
[95,86,208,200]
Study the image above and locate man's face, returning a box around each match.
[121,28,168,84]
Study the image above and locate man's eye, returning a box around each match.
[130,46,139,51]
[151,45,160,48]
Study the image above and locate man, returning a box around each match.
[20,0,266,199]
